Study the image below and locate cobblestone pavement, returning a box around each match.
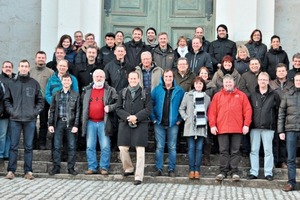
[0,178,300,200]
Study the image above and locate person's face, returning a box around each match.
[223,61,232,70]
[252,31,261,42]
[114,47,126,60]
[238,50,247,59]
[115,32,124,44]
[85,35,95,46]
[61,77,72,88]
[276,66,287,79]
[74,32,83,43]
[192,38,202,51]
[2,62,13,76]
[294,75,300,88]
[195,27,204,38]
[257,74,269,88]
[141,54,152,68]
[199,69,209,80]
[271,38,280,49]
[105,36,115,47]
[163,71,174,86]
[62,38,71,49]
[93,71,105,83]
[194,81,204,92]
[217,27,227,38]
[158,34,168,47]
[86,48,97,62]
[249,60,261,73]
[293,57,300,69]
[57,60,68,74]
[18,62,30,75]
[178,39,187,48]
[147,30,156,41]
[128,72,140,87]
[223,78,235,91]
[132,30,142,42]
[177,60,188,73]
[55,49,66,61]
[35,53,46,66]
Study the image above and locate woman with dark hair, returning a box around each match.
[211,55,241,91]
[115,31,124,46]
[245,29,267,63]
[179,76,210,179]
[54,34,76,63]
[175,36,189,59]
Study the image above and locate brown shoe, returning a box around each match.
[281,162,288,169]
[189,171,195,179]
[194,171,200,179]
[282,183,294,192]
[5,171,15,180]
[100,169,109,175]
[24,172,35,180]
[85,170,98,175]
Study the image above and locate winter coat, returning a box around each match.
[152,44,176,70]
[116,86,152,147]
[135,63,164,91]
[245,42,267,63]
[269,79,294,99]
[263,47,289,80]
[208,88,252,134]
[46,60,75,75]
[75,42,99,65]
[188,36,210,53]
[205,80,218,99]
[287,67,300,81]
[174,69,196,92]
[125,40,152,67]
[179,90,210,137]
[234,57,250,75]
[98,44,116,67]
[81,83,118,136]
[238,70,259,98]
[30,65,54,97]
[0,72,16,119]
[151,79,185,127]
[185,49,213,75]
[278,87,300,133]
[211,68,241,91]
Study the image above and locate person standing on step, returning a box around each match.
[48,73,80,176]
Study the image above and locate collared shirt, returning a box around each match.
[58,90,70,118]
[142,64,153,89]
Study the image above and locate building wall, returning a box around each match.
[0,0,41,69]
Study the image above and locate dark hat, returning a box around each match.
[217,24,228,33]
[146,27,157,35]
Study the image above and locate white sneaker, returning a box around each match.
[24,172,35,180]
[5,171,15,180]
[232,174,240,181]
[215,173,225,181]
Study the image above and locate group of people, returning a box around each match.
[0,24,299,191]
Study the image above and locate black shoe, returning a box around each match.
[49,167,60,175]
[3,157,9,161]
[133,180,142,185]
[265,175,273,181]
[123,172,134,177]
[168,170,175,177]
[68,168,78,176]
[152,170,163,177]
[247,174,257,180]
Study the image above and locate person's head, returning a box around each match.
[85,33,95,46]
[35,51,47,66]
[294,73,300,88]
[257,72,270,88]
[163,69,174,86]
[146,27,157,42]
[271,35,280,49]
[74,31,83,43]
[115,31,124,45]
[93,69,106,88]
[192,37,202,52]
[2,61,13,76]
[222,74,235,91]
[177,57,189,74]
[194,26,204,38]
[250,29,263,43]
[61,73,72,88]
[158,32,168,48]
[249,58,261,74]
[217,24,228,39]
[177,36,187,48]
[141,51,152,69]
[275,63,288,80]
[198,67,210,81]
[86,46,98,63]
[57,34,72,49]
[292,53,300,69]
[221,55,234,70]
[18,59,30,76]
[192,76,206,92]
[128,71,140,87]
[132,27,143,42]
[55,47,66,61]
[57,59,68,75]
[236,45,249,60]
[105,32,115,48]
[114,45,126,60]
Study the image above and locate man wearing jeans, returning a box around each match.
[4,60,44,180]
[151,69,185,177]
[278,73,300,192]
[81,69,118,175]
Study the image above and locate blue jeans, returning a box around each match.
[187,136,204,172]
[0,119,10,158]
[53,120,77,170]
[86,120,111,171]
[286,131,300,187]
[249,129,274,176]
[7,120,36,173]
[154,124,178,171]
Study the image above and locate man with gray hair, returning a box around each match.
[81,69,118,175]
[208,74,252,181]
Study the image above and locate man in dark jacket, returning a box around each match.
[48,73,80,176]
[98,32,116,67]
[287,53,300,81]
[81,69,118,175]
[4,60,44,180]
[174,57,196,92]
[116,71,152,185]
[188,26,210,53]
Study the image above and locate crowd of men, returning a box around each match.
[0,24,300,190]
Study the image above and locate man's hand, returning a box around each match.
[104,106,109,113]
[48,126,55,133]
[279,133,285,140]
[127,115,137,124]
[176,121,181,126]
[210,126,218,135]
[71,127,78,133]
[242,126,249,135]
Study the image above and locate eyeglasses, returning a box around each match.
[75,35,82,38]
[258,79,269,81]
[3,66,12,69]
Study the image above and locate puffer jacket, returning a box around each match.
[185,48,213,74]
[152,44,176,70]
